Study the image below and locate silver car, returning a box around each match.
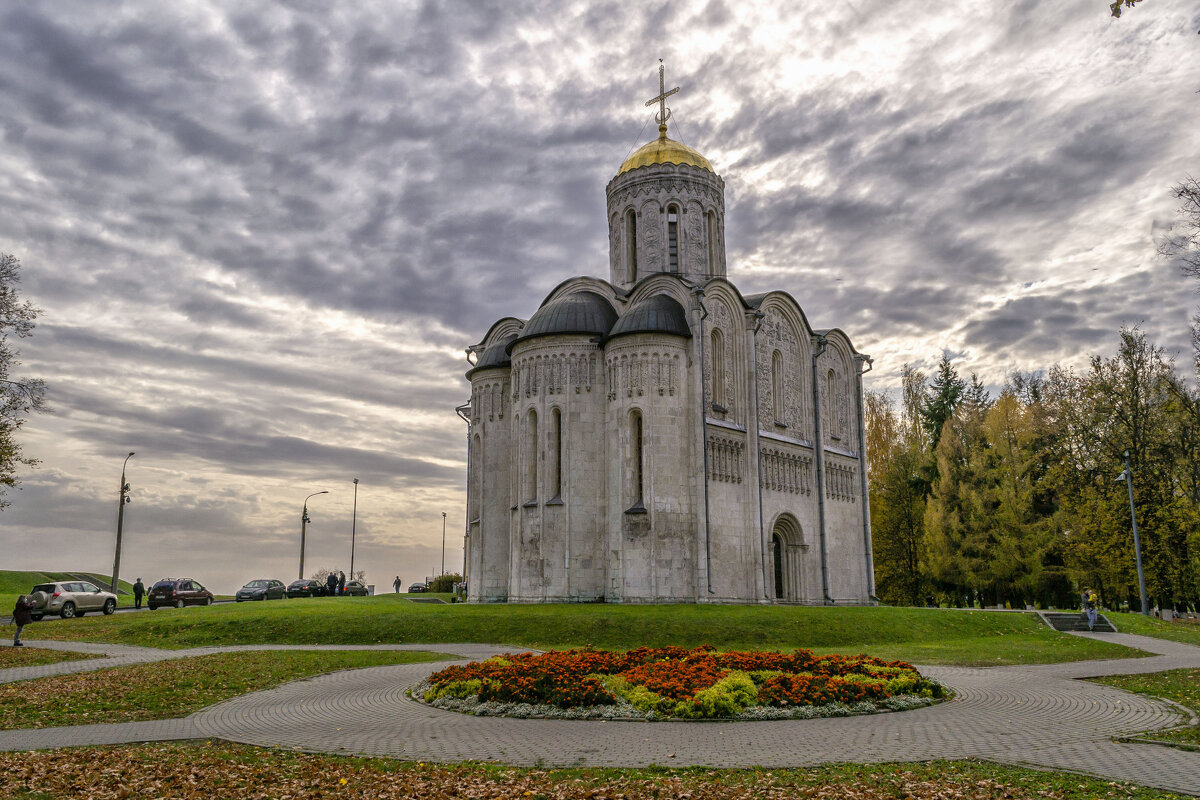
[30,581,118,619]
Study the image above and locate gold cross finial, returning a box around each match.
[644,59,679,139]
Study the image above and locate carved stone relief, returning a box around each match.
[757,308,808,435]
[707,432,745,483]
[609,213,622,282]
[640,199,663,273]
[824,461,858,502]
[605,346,681,399]
[685,200,705,276]
[760,446,813,495]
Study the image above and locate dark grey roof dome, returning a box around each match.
[465,335,517,379]
[607,295,691,342]
[508,291,617,352]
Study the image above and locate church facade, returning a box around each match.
[460,85,875,604]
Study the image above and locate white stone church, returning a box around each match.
[460,75,875,604]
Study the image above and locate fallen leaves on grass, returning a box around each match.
[0,743,1180,800]
[0,650,445,730]
[0,647,99,669]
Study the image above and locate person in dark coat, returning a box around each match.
[133,578,145,609]
[337,571,346,595]
[12,595,35,646]
[392,575,402,593]
[325,572,338,597]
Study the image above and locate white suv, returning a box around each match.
[30,581,118,619]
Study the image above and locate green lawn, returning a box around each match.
[1107,612,1200,647]
[1,742,1192,799]
[22,597,1145,666]
[1094,667,1200,749]
[0,649,449,729]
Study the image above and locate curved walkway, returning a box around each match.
[1,634,1199,795]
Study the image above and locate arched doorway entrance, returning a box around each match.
[772,535,784,599]
[770,514,804,602]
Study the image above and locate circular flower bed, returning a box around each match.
[418,645,944,721]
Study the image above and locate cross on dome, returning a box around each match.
[644,59,679,138]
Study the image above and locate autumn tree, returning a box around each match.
[0,253,47,508]
[865,380,928,605]
[1158,176,1200,369]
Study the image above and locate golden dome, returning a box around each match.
[617,124,713,175]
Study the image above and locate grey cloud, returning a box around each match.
[1,0,1195,594]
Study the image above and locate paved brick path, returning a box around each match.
[1,634,1199,795]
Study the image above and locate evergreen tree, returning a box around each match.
[919,354,966,451]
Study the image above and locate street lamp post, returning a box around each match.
[441,511,447,576]
[349,478,359,579]
[1117,451,1150,615]
[299,490,329,581]
[111,452,135,594]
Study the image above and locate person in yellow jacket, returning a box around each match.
[1083,589,1099,631]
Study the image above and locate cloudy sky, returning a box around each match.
[0,0,1196,595]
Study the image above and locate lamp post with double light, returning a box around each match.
[110,452,135,594]
[1116,450,1150,615]
[299,490,328,581]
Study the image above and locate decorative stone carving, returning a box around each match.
[640,199,663,272]
[707,432,745,483]
[760,446,813,495]
[605,344,682,400]
[685,200,705,276]
[824,461,858,502]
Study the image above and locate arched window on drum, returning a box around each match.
[625,209,638,282]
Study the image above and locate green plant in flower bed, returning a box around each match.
[423,645,943,720]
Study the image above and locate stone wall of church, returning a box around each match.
[603,333,696,602]
[467,367,513,602]
[823,450,869,603]
[508,334,607,602]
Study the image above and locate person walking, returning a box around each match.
[325,571,338,597]
[133,578,145,609]
[11,595,35,646]
[1083,589,1099,631]
[337,571,346,596]
[392,575,402,593]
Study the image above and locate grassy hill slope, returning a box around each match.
[24,595,1145,666]
[2,570,136,613]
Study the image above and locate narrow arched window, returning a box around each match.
[667,205,680,273]
[826,369,837,439]
[551,407,563,500]
[631,409,645,508]
[524,409,538,503]
[772,350,784,423]
[625,209,638,282]
[711,328,726,409]
[706,210,718,275]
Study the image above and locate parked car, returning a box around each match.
[407,582,427,593]
[147,578,214,610]
[341,580,369,597]
[29,581,117,619]
[236,579,286,602]
[286,579,325,598]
